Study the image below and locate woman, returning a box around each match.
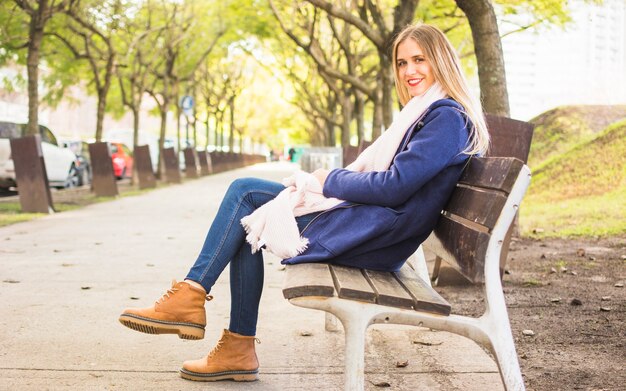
[119,23,489,382]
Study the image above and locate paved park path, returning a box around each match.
[0,162,503,390]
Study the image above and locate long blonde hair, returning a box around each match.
[392,24,489,155]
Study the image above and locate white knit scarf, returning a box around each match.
[241,83,447,259]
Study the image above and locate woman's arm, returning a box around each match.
[322,106,469,207]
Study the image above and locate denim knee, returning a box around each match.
[227,177,266,199]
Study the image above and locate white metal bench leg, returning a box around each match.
[482,278,525,391]
[337,311,369,391]
[485,320,525,391]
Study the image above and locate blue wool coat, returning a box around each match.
[281,98,472,272]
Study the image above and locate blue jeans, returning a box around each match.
[185,177,318,336]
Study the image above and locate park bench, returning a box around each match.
[283,156,531,391]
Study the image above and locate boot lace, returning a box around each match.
[155,279,180,305]
[155,280,213,305]
[206,336,261,360]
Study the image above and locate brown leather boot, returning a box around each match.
[179,329,260,381]
[119,280,211,340]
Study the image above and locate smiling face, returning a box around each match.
[395,38,435,98]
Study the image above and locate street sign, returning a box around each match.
[180,95,194,116]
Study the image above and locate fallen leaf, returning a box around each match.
[601,296,611,301]
[569,271,578,276]
[3,279,20,284]
[576,248,585,257]
[146,263,154,267]
[570,298,583,306]
[372,381,391,388]
[549,267,557,274]
[550,298,561,303]
[395,360,409,368]
[300,331,312,336]
[600,307,611,312]
[533,228,545,234]
[61,263,74,267]
[53,249,61,253]
[81,286,91,290]
[614,282,624,288]
[130,297,140,300]
[522,330,535,336]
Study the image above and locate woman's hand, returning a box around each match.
[311,168,330,187]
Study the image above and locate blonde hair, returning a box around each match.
[392,24,489,155]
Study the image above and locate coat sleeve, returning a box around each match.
[322,106,470,207]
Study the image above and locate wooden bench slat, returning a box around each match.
[426,215,491,283]
[364,270,414,309]
[444,186,508,229]
[283,263,335,299]
[331,265,377,303]
[395,266,451,316]
[458,157,523,194]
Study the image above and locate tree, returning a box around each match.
[52,0,126,141]
[144,0,224,176]
[115,6,164,149]
[1,0,75,135]
[304,0,419,133]
[269,0,380,145]
[454,0,509,116]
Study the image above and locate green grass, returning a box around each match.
[0,202,45,227]
[521,119,626,238]
[528,105,626,168]
[521,189,626,238]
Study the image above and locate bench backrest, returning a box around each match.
[423,157,530,283]
[485,114,534,164]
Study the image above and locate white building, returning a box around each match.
[501,0,626,120]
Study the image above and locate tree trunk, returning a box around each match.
[205,114,211,150]
[214,111,221,151]
[95,90,106,142]
[132,106,140,149]
[380,57,394,130]
[340,95,352,147]
[372,89,383,139]
[25,5,47,136]
[354,90,365,143]
[455,0,510,116]
[228,97,235,153]
[156,106,167,179]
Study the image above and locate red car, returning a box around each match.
[110,142,133,179]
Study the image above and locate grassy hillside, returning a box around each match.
[528,105,626,168]
[521,119,626,237]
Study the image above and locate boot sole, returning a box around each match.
[118,314,205,340]
[179,368,258,382]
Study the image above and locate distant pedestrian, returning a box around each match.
[119,23,489,383]
[287,147,296,162]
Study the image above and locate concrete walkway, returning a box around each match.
[0,162,502,390]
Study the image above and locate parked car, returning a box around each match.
[110,142,133,179]
[60,140,91,187]
[0,121,81,190]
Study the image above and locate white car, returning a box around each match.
[0,121,81,190]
